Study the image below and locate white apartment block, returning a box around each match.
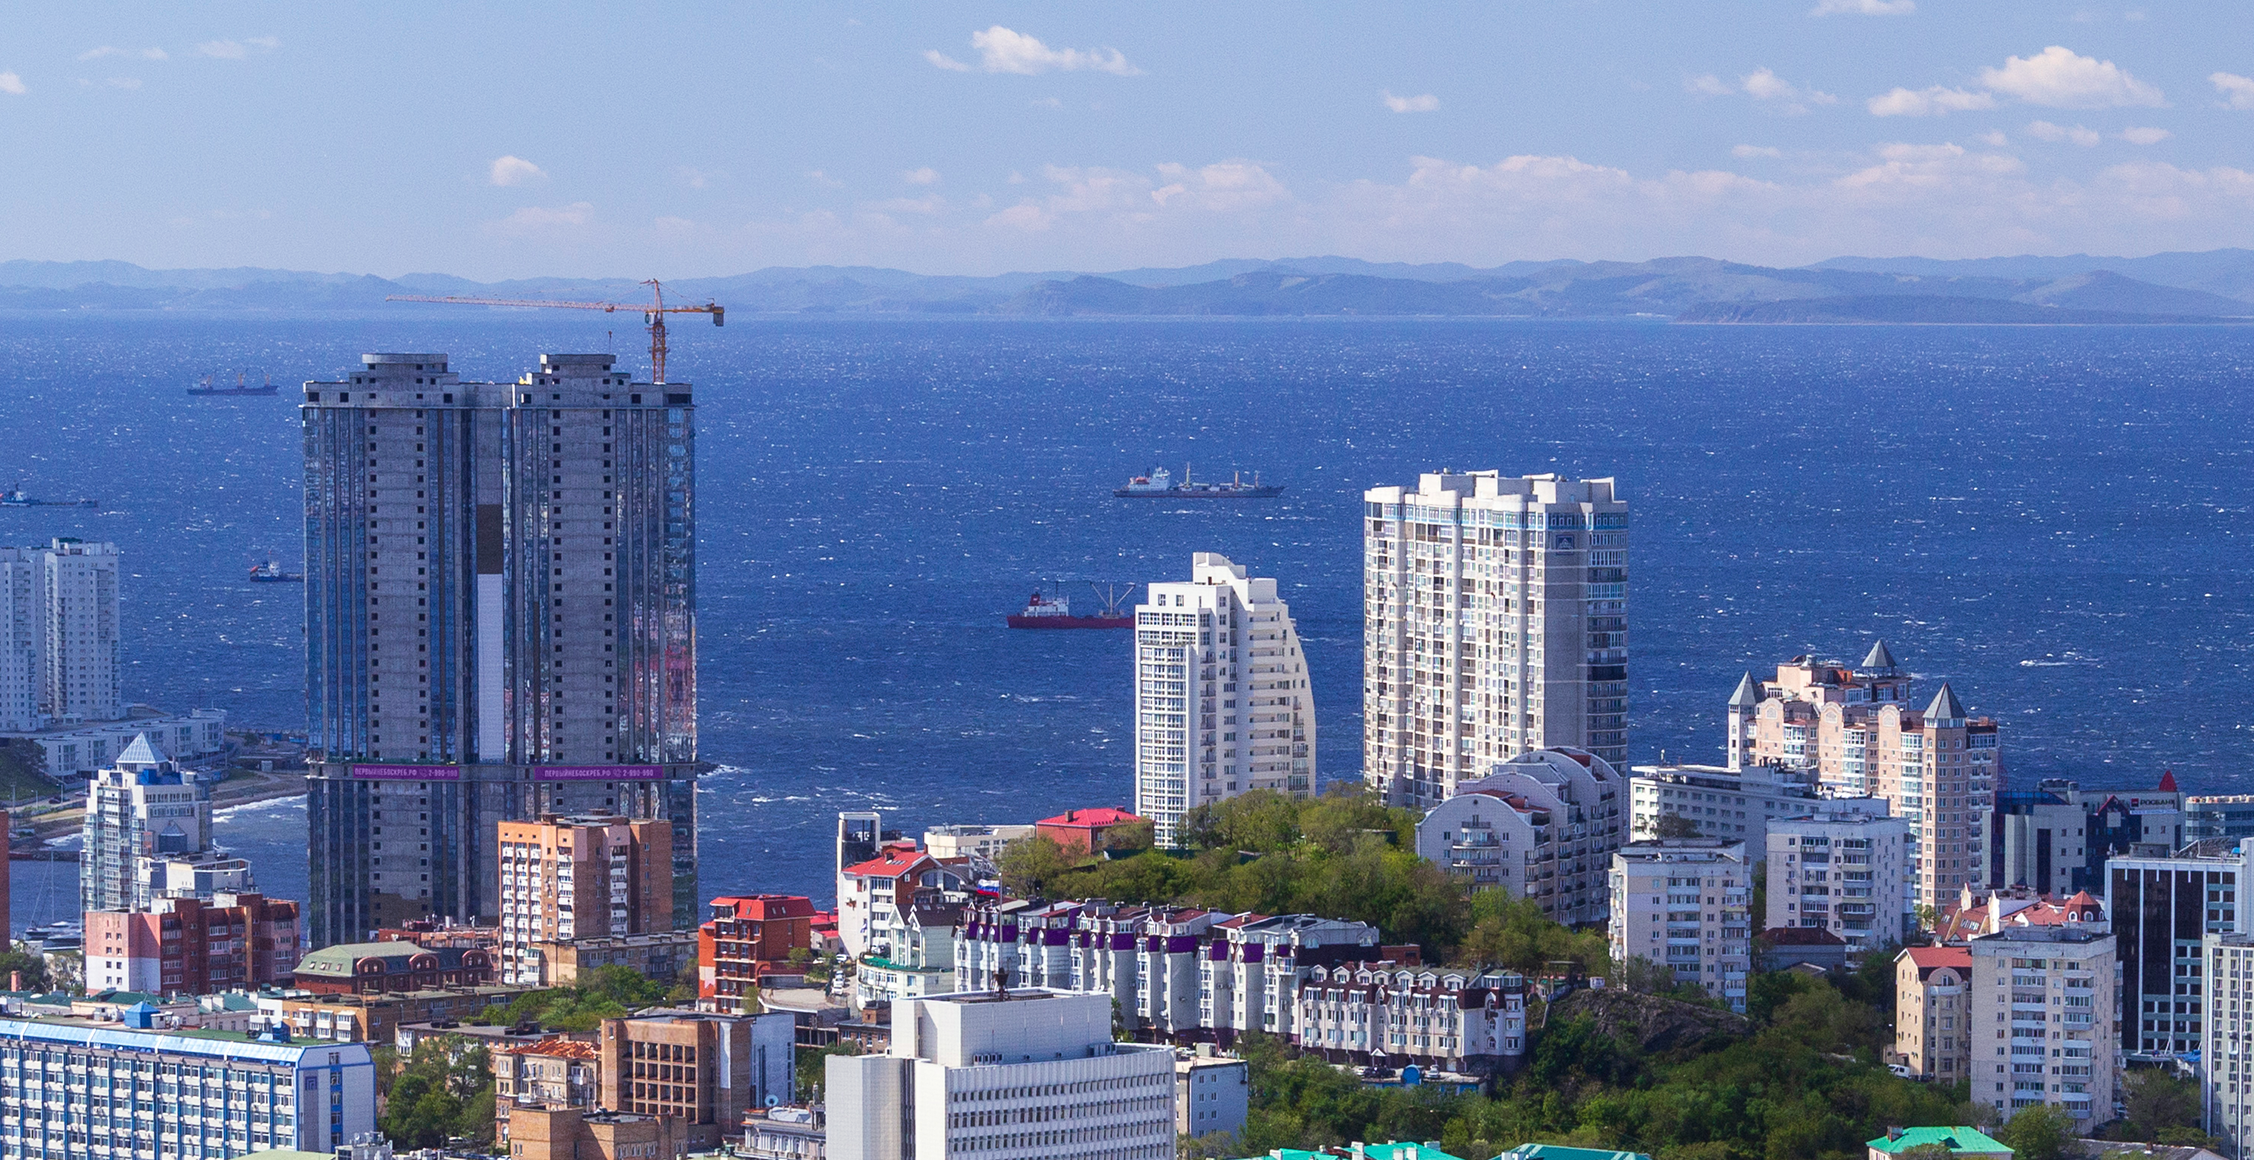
[1132,553,1315,846]
[1414,747,1629,924]
[0,549,38,731]
[1291,964,1528,1070]
[825,989,1176,1160]
[0,539,124,731]
[923,824,1033,861]
[1966,926,2115,1128]
[81,733,216,913]
[1176,1055,1248,1142]
[1608,840,1752,1011]
[14,707,227,776]
[1363,472,1627,810]
[1766,800,1911,949]
[1629,762,1820,854]
[2203,932,2254,1158]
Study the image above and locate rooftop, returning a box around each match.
[506,1037,599,1059]
[1497,1145,1657,1160]
[1868,1127,2012,1155]
[1037,807,1146,829]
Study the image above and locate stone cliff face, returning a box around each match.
[1543,988,1751,1055]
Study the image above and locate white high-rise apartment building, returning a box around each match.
[2202,932,2254,1158]
[1608,839,1752,1011]
[81,734,217,913]
[1132,553,1315,846]
[1966,925,2114,1127]
[825,988,1176,1160]
[1363,472,1627,810]
[0,539,124,730]
[1765,799,1911,950]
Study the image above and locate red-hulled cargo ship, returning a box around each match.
[1006,585,1134,629]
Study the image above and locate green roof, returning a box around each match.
[1498,1146,1656,1160]
[1867,1128,2012,1156]
[293,940,429,976]
[1235,1145,1467,1160]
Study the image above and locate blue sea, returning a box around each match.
[4,316,2251,930]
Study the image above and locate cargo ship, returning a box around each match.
[248,558,304,583]
[188,372,279,397]
[0,484,97,509]
[1114,465,1283,499]
[1007,584,1134,629]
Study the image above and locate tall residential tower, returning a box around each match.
[1132,553,1315,846]
[1363,472,1627,810]
[301,353,697,947]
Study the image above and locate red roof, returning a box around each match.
[710,895,815,921]
[507,1037,598,1059]
[1904,945,1974,971]
[2159,769,2179,792]
[842,851,932,879]
[1037,807,1146,830]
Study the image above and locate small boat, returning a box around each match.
[0,483,98,509]
[1006,584,1134,629]
[189,371,280,397]
[249,559,304,583]
[1115,464,1284,499]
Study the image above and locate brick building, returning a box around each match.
[84,892,300,995]
[506,1106,684,1160]
[498,816,674,987]
[700,895,815,1013]
[290,940,497,994]
[597,1009,796,1152]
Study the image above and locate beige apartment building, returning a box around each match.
[1965,925,2114,1128]
[498,816,674,986]
[1608,840,1752,1012]
[1894,945,1973,1082]
[1363,472,1628,810]
[1729,642,1998,913]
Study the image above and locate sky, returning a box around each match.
[4,2,2254,278]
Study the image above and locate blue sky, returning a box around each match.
[4,2,2253,277]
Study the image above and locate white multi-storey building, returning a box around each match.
[825,989,1176,1160]
[1132,553,1315,846]
[1766,799,1912,949]
[1965,925,2114,1127]
[1363,472,1627,810]
[1414,747,1629,923]
[1608,840,1753,1011]
[0,548,39,732]
[2203,932,2254,1158]
[0,539,124,731]
[2108,839,2253,1060]
[0,1015,376,1156]
[81,733,217,913]
[1629,762,1820,853]
[1292,964,1528,1070]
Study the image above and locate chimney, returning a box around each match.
[8,972,18,992]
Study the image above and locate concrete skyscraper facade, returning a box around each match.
[1131,553,1315,847]
[301,352,697,948]
[1362,471,1628,810]
[1731,644,1998,914]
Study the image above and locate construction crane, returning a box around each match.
[385,279,722,384]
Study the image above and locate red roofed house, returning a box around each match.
[1894,944,1974,1080]
[1035,807,1151,856]
[699,895,816,1015]
[837,848,967,959]
[1933,883,2106,943]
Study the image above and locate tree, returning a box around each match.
[0,946,52,993]
[997,833,1075,898]
[2122,1068,2201,1140]
[1997,1103,2079,1160]
[797,1041,860,1103]
[1654,813,1703,839]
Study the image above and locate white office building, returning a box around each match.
[1132,553,1315,846]
[0,1015,377,1156]
[1608,840,1753,1011]
[1765,800,1911,949]
[825,988,1176,1160]
[1414,747,1629,923]
[1363,472,1627,810]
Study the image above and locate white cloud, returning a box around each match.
[1686,74,1733,97]
[1382,90,1440,113]
[1692,69,1835,114]
[195,40,249,59]
[488,156,547,187]
[1978,46,2165,108]
[0,72,22,95]
[928,26,1140,76]
[1866,85,1996,116]
[1976,130,2010,146]
[2119,126,2172,145]
[1732,145,1783,158]
[1810,0,1914,12]
[902,167,941,185]
[987,160,1287,232]
[79,46,167,61]
[2027,120,2101,146]
[496,203,594,234]
[2212,72,2254,109]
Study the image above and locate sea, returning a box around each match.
[3,315,2251,933]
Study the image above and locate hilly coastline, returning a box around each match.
[5,250,2254,323]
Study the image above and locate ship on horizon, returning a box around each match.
[1,483,97,510]
[1006,583,1135,629]
[188,372,279,397]
[249,557,304,583]
[1114,464,1283,499]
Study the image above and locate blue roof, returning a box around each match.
[0,1018,372,1066]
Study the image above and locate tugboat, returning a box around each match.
[188,371,280,397]
[248,558,304,583]
[1006,583,1135,629]
[1114,464,1283,499]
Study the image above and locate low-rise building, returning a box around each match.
[265,985,525,1044]
[598,1008,797,1152]
[1291,964,1528,1074]
[1629,761,1819,854]
[837,848,968,960]
[824,988,1177,1160]
[494,1037,600,1145]
[1894,945,1974,1082]
[2188,794,2254,845]
[1932,885,2105,942]
[508,1105,685,1160]
[9,707,228,777]
[1965,925,2114,1127]
[744,1103,826,1160]
[701,894,818,1013]
[526,930,697,989]
[1765,800,1911,949]
[1417,748,1630,924]
[1034,807,1149,855]
[292,940,497,995]
[856,891,961,1010]
[84,891,302,995]
[1866,1127,2013,1160]
[1176,1053,1249,1142]
[922,825,1033,861]
[1608,840,1753,1011]
[0,1013,376,1155]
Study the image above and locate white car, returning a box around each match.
[1887,1063,1912,1078]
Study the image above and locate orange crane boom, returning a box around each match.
[386,278,722,384]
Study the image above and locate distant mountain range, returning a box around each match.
[5,249,2254,323]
